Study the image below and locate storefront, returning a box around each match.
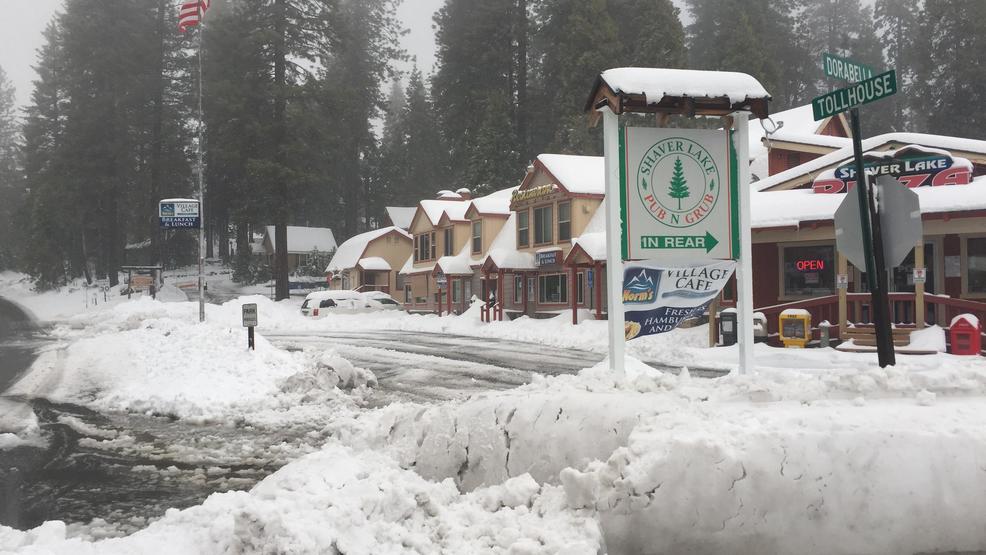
[497,154,605,319]
[749,135,986,334]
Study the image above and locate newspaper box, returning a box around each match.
[779,309,811,349]
[949,314,981,356]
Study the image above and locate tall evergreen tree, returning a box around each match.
[874,0,921,131]
[0,67,24,270]
[530,0,619,155]
[433,0,528,191]
[921,0,986,140]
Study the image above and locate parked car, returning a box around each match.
[300,290,362,318]
[360,291,404,311]
[300,290,405,317]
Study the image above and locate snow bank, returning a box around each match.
[0,399,44,451]
[7,296,374,422]
[0,445,602,554]
[560,400,986,554]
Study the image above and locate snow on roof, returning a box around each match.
[419,199,470,225]
[325,226,409,273]
[748,104,827,179]
[538,154,605,195]
[570,199,609,261]
[755,133,986,192]
[357,257,391,271]
[435,243,474,276]
[470,187,518,216]
[264,226,337,254]
[752,176,986,229]
[437,191,463,200]
[399,254,414,275]
[599,67,770,106]
[385,207,416,230]
[768,131,851,149]
[484,212,536,270]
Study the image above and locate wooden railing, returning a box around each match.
[481,302,503,323]
[753,292,986,339]
[355,284,390,294]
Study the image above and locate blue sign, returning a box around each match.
[159,200,201,229]
[623,260,736,340]
[536,250,560,267]
[587,269,594,289]
[160,216,201,229]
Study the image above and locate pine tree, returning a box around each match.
[667,157,689,210]
[0,67,24,270]
[874,0,920,131]
[433,0,528,185]
[921,0,986,140]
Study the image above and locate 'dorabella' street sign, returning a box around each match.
[620,127,739,261]
[822,52,876,83]
[812,70,897,121]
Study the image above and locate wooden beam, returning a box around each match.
[915,242,925,329]
[838,252,848,339]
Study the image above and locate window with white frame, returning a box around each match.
[534,205,553,244]
[514,275,523,303]
[444,227,453,256]
[558,201,571,241]
[517,210,529,248]
[472,221,482,254]
[538,273,567,304]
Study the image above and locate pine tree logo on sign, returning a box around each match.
[637,137,720,229]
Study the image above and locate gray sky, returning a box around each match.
[0,0,444,111]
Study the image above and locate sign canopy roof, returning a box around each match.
[584,67,771,120]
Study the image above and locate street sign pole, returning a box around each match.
[848,107,895,366]
[732,111,753,375]
[603,107,625,376]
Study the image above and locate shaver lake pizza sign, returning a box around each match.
[620,127,739,261]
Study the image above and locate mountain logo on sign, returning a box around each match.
[623,269,659,304]
[160,203,175,217]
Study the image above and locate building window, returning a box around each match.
[534,205,553,244]
[443,228,453,256]
[517,210,529,248]
[782,244,835,297]
[472,221,482,254]
[968,237,986,294]
[577,272,584,304]
[404,284,412,303]
[558,202,571,241]
[452,279,462,303]
[415,233,435,262]
[514,275,523,304]
[539,273,568,304]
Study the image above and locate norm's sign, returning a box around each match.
[623,260,736,341]
[620,127,739,261]
[159,199,201,229]
[812,70,897,121]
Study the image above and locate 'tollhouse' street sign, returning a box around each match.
[812,70,897,121]
[159,199,201,229]
[834,175,922,270]
[822,52,876,83]
[620,127,739,261]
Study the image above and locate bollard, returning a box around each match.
[819,320,831,348]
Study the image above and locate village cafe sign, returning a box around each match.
[812,147,972,194]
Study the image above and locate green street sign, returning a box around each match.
[640,232,719,253]
[812,70,897,121]
[822,53,876,83]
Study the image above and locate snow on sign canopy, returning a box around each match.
[587,67,771,118]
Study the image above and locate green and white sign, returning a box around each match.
[822,52,876,83]
[812,70,897,121]
[619,127,739,261]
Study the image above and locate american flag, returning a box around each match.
[178,0,210,33]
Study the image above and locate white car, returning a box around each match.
[300,290,363,317]
[300,290,404,317]
[360,291,404,311]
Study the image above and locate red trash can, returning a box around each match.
[949,314,982,356]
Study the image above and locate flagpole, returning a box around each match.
[197,18,205,322]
